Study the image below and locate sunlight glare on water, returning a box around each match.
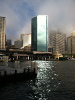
[0,61,75,100]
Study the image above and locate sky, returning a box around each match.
[0,0,75,43]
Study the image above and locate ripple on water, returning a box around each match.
[0,61,75,100]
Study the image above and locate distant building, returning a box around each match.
[31,15,48,52]
[9,45,16,49]
[67,31,75,56]
[71,31,75,37]
[0,16,6,49]
[22,33,31,48]
[24,44,31,51]
[14,40,22,49]
[50,29,66,54]
[48,46,53,53]
[21,34,25,41]
[20,34,25,46]
[6,39,12,47]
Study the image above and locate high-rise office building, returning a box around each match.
[67,31,75,55]
[31,15,48,52]
[0,16,6,49]
[50,29,66,54]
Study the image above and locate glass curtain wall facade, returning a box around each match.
[0,16,6,49]
[31,15,48,52]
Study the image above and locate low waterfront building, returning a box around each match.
[24,44,31,51]
[52,52,63,59]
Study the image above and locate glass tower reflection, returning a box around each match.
[31,15,48,52]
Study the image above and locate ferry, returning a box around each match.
[0,54,4,62]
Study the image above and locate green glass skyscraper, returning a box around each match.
[31,15,48,52]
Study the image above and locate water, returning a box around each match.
[0,60,75,100]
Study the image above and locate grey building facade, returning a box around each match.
[14,40,22,49]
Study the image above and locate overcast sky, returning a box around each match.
[0,0,75,43]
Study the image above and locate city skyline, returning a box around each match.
[0,0,75,43]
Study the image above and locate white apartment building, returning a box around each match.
[50,29,66,54]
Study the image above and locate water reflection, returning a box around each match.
[36,61,59,92]
[0,61,75,100]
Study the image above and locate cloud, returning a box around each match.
[0,0,75,44]
[0,0,22,42]
[0,0,36,43]
[35,0,75,35]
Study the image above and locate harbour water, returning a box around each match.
[0,60,75,100]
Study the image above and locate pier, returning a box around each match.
[0,61,37,86]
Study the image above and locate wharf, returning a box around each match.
[0,63,37,86]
